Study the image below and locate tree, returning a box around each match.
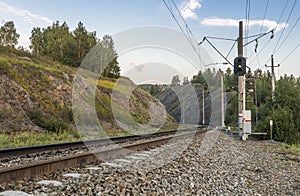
[41,21,74,62]
[103,57,120,78]
[0,21,20,47]
[30,21,98,66]
[171,75,180,87]
[100,35,120,78]
[73,21,87,60]
[182,76,189,85]
[191,71,206,85]
[30,27,43,56]
[73,22,97,66]
[224,67,237,91]
[36,21,78,65]
[150,84,159,96]
[101,35,116,71]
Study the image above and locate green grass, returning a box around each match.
[280,143,300,156]
[0,124,184,149]
[0,130,81,149]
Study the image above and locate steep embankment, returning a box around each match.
[0,51,176,133]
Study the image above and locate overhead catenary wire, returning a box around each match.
[259,0,270,34]
[244,31,273,39]
[170,0,201,49]
[273,14,300,55]
[162,0,193,47]
[226,40,237,59]
[201,37,233,66]
[249,0,290,65]
[249,38,271,65]
[251,0,269,64]
[165,0,295,73]
[161,0,205,68]
[244,0,251,56]
[243,29,274,47]
[271,0,298,55]
[279,41,300,64]
[204,36,237,41]
[264,0,298,65]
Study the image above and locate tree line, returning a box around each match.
[171,68,300,144]
[0,21,120,78]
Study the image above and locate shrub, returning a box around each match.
[43,119,69,132]
[28,109,69,132]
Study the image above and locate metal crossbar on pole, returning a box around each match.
[265,55,280,104]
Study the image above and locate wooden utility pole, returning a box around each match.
[237,21,245,137]
[265,55,280,104]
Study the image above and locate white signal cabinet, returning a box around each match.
[243,110,251,134]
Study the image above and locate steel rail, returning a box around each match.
[0,126,206,183]
[0,126,204,158]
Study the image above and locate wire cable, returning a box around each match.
[279,41,300,64]
[204,36,237,41]
[259,0,270,33]
[203,38,233,66]
[249,0,290,65]
[272,0,298,55]
[274,0,290,32]
[244,32,272,39]
[273,14,300,55]
[167,0,205,65]
[226,40,237,59]
[245,0,251,57]
[249,38,271,65]
[243,29,274,47]
[162,0,205,68]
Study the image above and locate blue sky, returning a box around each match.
[0,0,299,80]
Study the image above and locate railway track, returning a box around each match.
[0,126,206,183]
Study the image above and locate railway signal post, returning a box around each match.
[235,21,246,138]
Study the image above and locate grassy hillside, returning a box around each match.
[0,46,177,145]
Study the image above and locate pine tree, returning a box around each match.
[30,27,43,56]
[0,21,20,47]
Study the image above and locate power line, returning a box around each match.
[272,0,298,55]
[245,0,251,56]
[244,31,272,39]
[243,29,274,47]
[162,0,192,47]
[279,41,300,64]
[170,0,200,47]
[273,14,300,55]
[249,38,271,66]
[162,0,205,67]
[200,37,233,66]
[204,36,237,41]
[249,0,290,65]
[226,40,237,59]
[274,0,290,32]
[259,0,270,33]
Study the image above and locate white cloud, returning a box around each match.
[0,2,52,25]
[180,0,202,20]
[201,17,287,32]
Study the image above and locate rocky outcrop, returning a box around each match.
[0,54,176,132]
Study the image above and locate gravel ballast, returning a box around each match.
[1,130,299,195]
